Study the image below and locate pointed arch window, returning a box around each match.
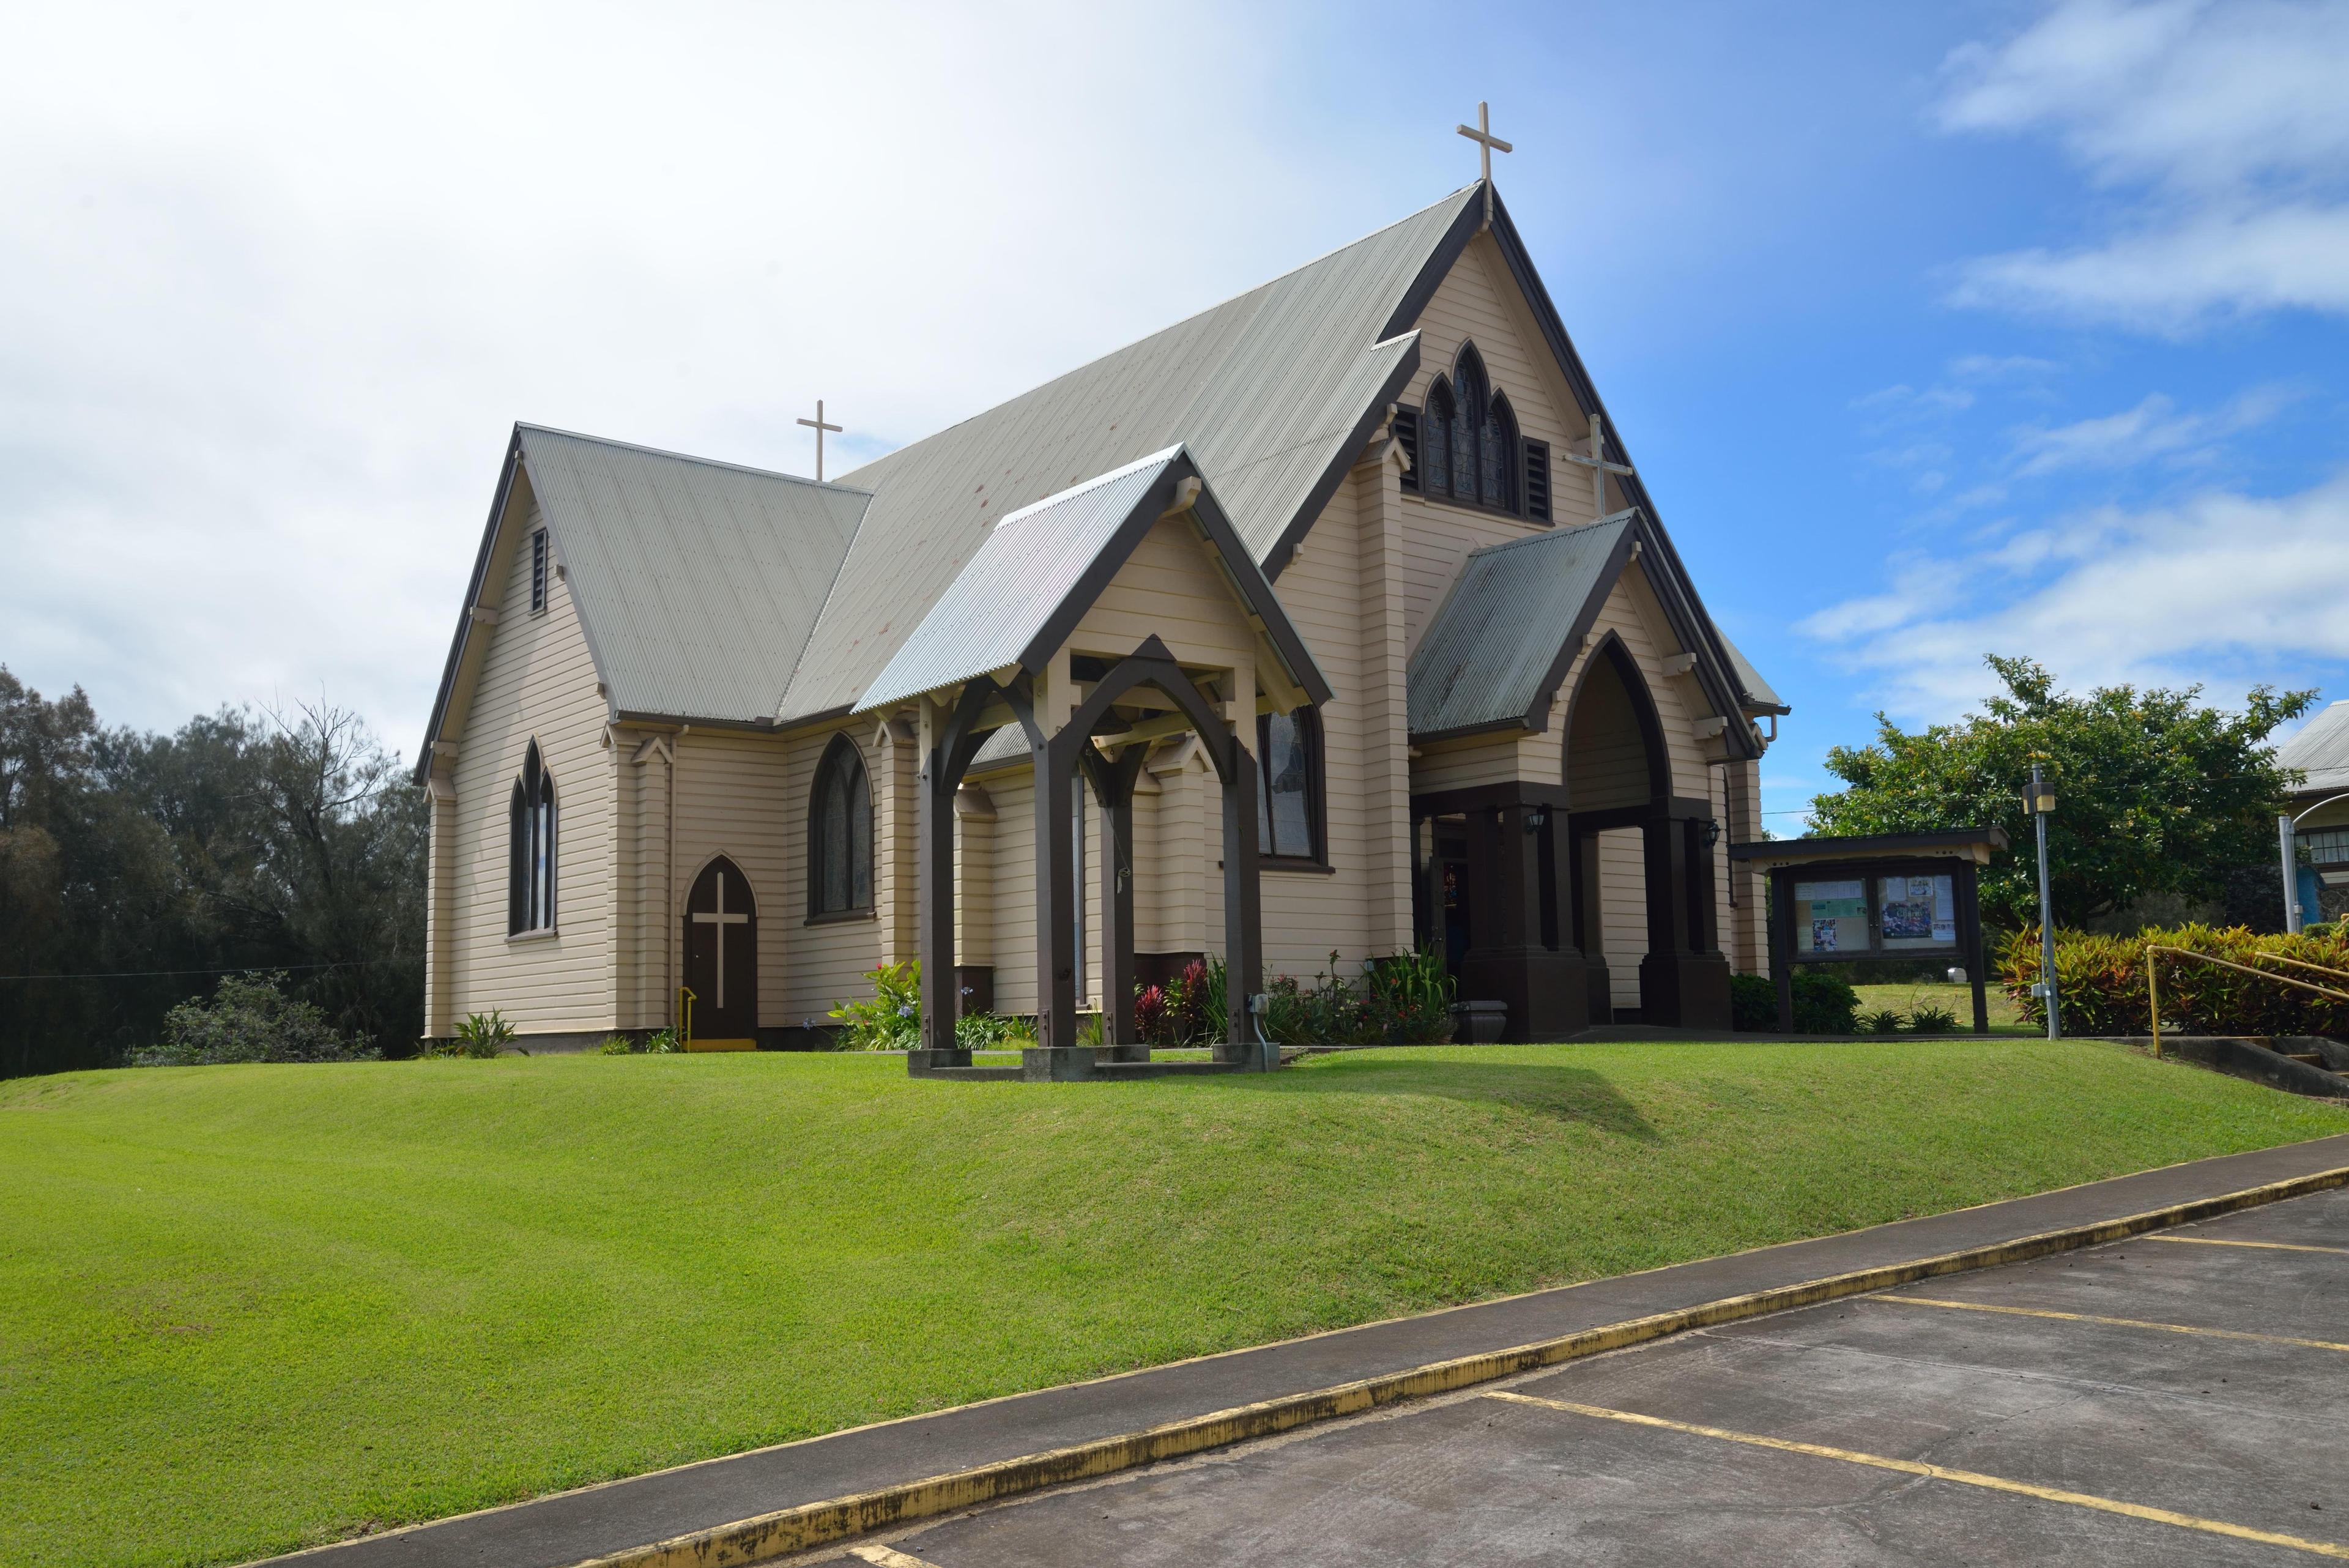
[1422,377,1455,497]
[508,741,557,934]
[809,734,873,918]
[1406,342,1540,518]
[1483,391,1519,511]
[1449,347,1483,505]
[1256,707,1324,863]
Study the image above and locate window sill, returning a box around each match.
[1401,488,1548,526]
[806,907,878,927]
[1261,858,1337,874]
[507,927,560,944]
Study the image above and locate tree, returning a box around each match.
[1,670,425,1076]
[1809,656,2312,932]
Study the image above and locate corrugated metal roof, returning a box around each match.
[1718,631,1786,714]
[856,448,1180,712]
[517,425,869,723]
[1407,515,1634,739]
[2279,700,2349,795]
[777,187,1479,721]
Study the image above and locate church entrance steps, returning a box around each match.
[245,1137,2349,1568]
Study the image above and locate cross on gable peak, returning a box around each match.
[1455,101,1513,225]
[797,398,845,482]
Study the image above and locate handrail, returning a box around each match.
[2247,949,2349,985]
[2144,944,2349,1059]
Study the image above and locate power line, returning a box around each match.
[0,956,419,983]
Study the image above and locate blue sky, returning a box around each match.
[4,1,2343,834]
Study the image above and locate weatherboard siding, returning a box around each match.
[444,500,619,1035]
[1397,232,1610,656]
[1258,480,1379,977]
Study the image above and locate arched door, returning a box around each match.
[683,857,758,1047]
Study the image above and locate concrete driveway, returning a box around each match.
[834,1187,2349,1566]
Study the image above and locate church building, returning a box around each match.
[414,179,1787,1065]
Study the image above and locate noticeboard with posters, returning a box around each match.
[1790,868,1962,959]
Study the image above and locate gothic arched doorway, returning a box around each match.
[683,856,759,1048]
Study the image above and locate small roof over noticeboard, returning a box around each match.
[1729,828,2010,871]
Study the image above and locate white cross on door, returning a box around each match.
[691,872,750,1009]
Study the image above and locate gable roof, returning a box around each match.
[417,179,1785,764]
[517,426,869,724]
[776,187,1481,722]
[412,426,870,778]
[856,445,1330,714]
[1407,512,1636,741]
[2279,700,2349,796]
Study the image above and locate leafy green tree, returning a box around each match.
[1809,656,2312,932]
[1,671,425,1076]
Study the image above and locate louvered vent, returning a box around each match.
[1523,440,1551,523]
[1393,406,1420,492]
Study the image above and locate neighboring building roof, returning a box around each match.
[517,426,870,724]
[2279,700,2349,797]
[856,446,1330,714]
[778,187,1480,721]
[1407,513,1636,741]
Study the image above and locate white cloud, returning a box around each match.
[0,0,1353,748]
[2008,385,2295,475]
[1800,470,2349,720]
[1938,0,2349,329]
[1951,204,2349,327]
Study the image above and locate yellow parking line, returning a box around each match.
[847,1547,944,1568]
[2153,1235,2349,1257]
[1870,1295,2349,1353]
[1485,1390,2349,1558]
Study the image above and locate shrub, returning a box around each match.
[1132,985,1170,1043]
[1909,1002,1960,1034]
[1999,923,2349,1036]
[829,960,921,1050]
[433,1011,516,1058]
[597,1028,682,1055]
[1362,947,1456,1044]
[133,973,373,1066]
[1862,1008,1906,1035]
[954,1011,1029,1050]
[1728,972,1777,1032]
[1250,948,1457,1047]
[1728,970,1859,1033]
[1142,957,1228,1047]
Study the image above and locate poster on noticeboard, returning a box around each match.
[1880,873,1957,950]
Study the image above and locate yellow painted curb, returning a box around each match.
[565,1162,2349,1568]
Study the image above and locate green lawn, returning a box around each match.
[5,1042,2342,1568]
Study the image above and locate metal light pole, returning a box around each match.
[2027,764,2060,1039]
[2282,814,2303,935]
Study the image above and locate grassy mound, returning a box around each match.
[4,1041,2341,1567]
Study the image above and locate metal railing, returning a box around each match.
[2143,945,2349,1057]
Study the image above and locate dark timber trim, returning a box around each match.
[1260,339,1423,582]
[415,429,527,783]
[1376,182,1768,756]
[995,451,1334,712]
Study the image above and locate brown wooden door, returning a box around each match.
[683,857,758,1044]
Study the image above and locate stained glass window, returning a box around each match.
[1422,378,1454,495]
[508,740,557,934]
[1256,707,1321,860]
[812,736,872,914]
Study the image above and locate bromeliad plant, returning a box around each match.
[829,960,922,1050]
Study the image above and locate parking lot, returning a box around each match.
[835,1187,2349,1566]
